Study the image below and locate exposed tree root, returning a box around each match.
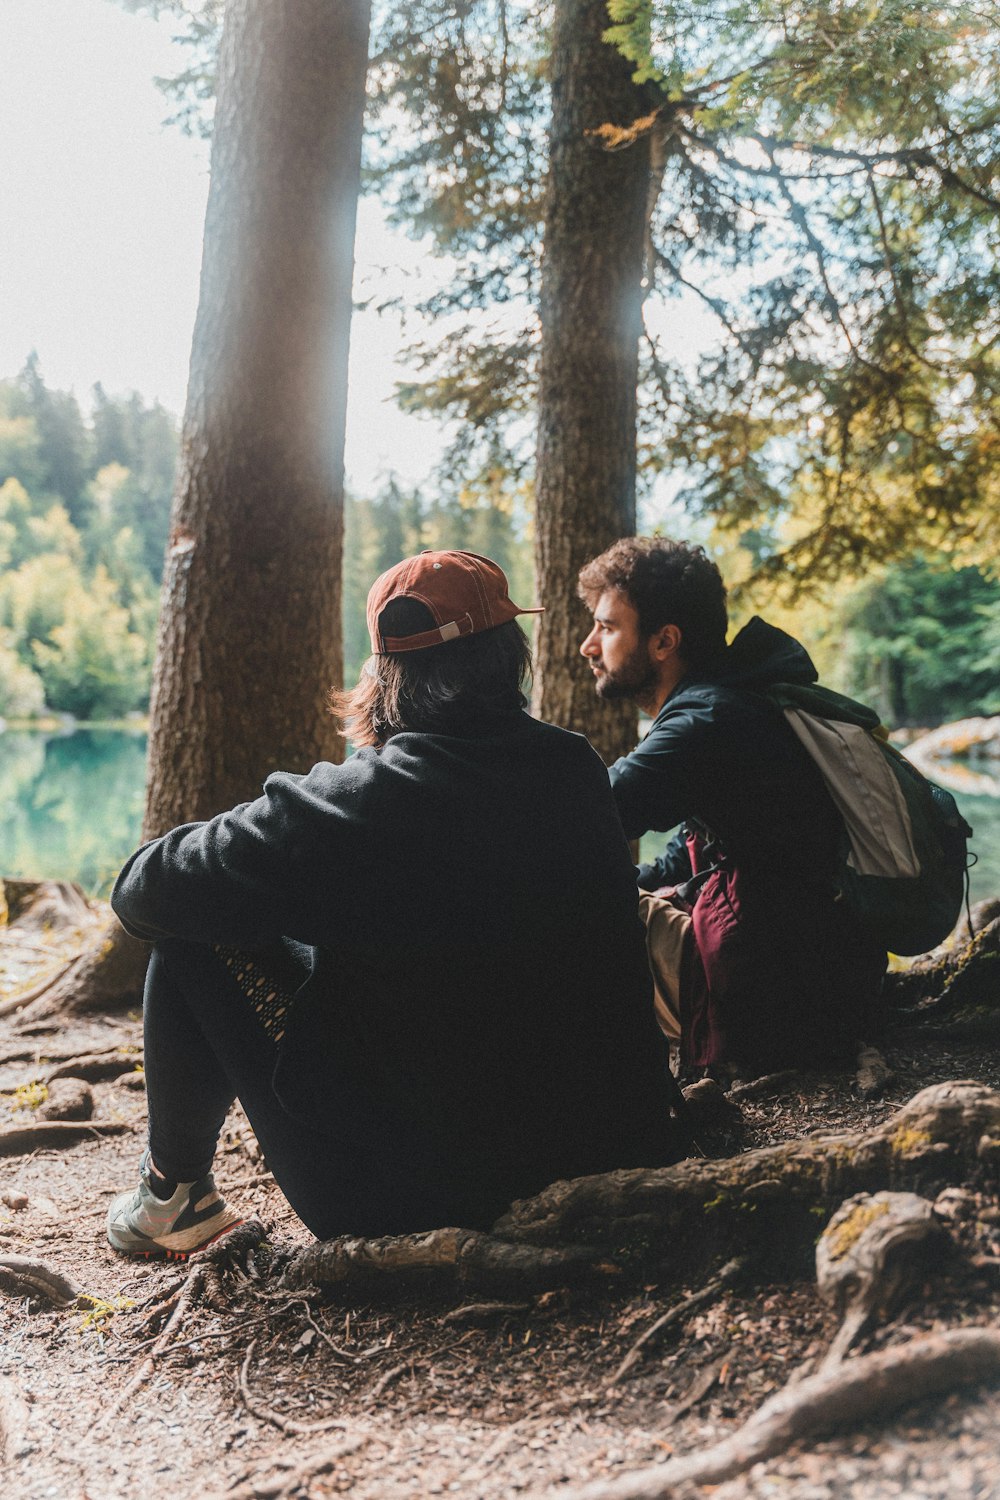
[127,1274,190,1337]
[0,1120,131,1157]
[96,1262,210,1430]
[494,1081,1000,1277]
[280,1225,619,1296]
[273,1084,1000,1297]
[202,1216,267,1267]
[0,1044,137,1068]
[606,1257,746,1388]
[441,1300,531,1325]
[46,1049,143,1083]
[884,915,1000,1014]
[949,898,1000,951]
[93,1220,266,1426]
[1,879,95,931]
[727,1070,805,1101]
[0,922,149,1023]
[0,956,84,1019]
[815,1191,944,1369]
[552,1328,1000,1500]
[366,1359,411,1401]
[0,1254,85,1307]
[237,1337,355,1435]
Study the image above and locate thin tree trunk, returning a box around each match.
[144,0,371,835]
[532,0,652,763]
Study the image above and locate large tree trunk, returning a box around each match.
[532,0,652,764]
[145,0,371,835]
[7,0,371,1020]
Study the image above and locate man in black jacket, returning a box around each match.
[107,550,679,1259]
[579,536,885,1076]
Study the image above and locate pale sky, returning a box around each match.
[0,0,456,493]
[1,0,711,506]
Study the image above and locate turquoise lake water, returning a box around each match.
[0,728,148,896]
[1,728,999,905]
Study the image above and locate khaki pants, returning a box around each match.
[638,891,693,1042]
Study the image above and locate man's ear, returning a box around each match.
[650,623,682,662]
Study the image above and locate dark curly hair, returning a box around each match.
[578,537,728,668]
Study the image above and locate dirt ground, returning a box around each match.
[3,914,1000,1500]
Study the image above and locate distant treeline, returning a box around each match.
[0,356,174,720]
[0,358,534,722]
[1,358,997,728]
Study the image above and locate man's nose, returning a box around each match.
[580,625,599,658]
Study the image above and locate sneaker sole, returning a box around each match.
[108,1216,246,1262]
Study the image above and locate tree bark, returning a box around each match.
[5,2,372,1018]
[277,1082,1000,1295]
[144,0,371,834]
[884,914,1000,1016]
[493,1080,1000,1275]
[558,1329,1000,1500]
[532,0,652,763]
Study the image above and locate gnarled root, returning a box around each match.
[815,1191,944,1368]
[884,913,1000,1016]
[280,1225,618,1296]
[0,921,149,1023]
[46,1049,143,1083]
[0,1255,86,1307]
[495,1081,1000,1279]
[278,1083,1000,1296]
[0,879,95,934]
[554,1327,1000,1500]
[606,1256,746,1387]
[0,1120,131,1157]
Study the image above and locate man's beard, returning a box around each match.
[592,645,657,704]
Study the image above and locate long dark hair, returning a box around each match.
[332,599,533,748]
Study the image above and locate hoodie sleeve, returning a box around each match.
[608,692,717,842]
[111,769,325,950]
[636,828,692,891]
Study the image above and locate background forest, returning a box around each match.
[2,355,998,728]
[5,0,1000,738]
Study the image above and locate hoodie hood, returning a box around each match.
[700,616,818,692]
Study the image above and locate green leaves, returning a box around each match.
[119,0,1000,588]
[0,368,176,720]
[619,0,1000,581]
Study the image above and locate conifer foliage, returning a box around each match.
[370,0,1000,586]
[133,2,1000,590]
[0,358,176,720]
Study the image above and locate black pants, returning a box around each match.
[142,940,462,1240]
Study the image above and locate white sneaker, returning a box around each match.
[107,1151,243,1260]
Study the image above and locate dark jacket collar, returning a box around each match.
[661,616,818,714]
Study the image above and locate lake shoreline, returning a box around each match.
[3,724,999,905]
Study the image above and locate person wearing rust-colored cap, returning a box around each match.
[106,551,682,1260]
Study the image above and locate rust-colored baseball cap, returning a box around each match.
[367,550,543,654]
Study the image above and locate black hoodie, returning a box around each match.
[608,619,885,1069]
[113,709,680,1229]
[612,618,843,890]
